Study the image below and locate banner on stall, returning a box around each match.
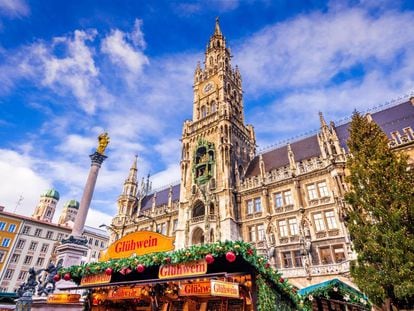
[211,280,239,298]
[100,230,175,261]
[159,259,207,279]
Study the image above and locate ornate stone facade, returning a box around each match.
[110,20,414,289]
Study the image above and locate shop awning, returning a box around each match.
[298,278,370,310]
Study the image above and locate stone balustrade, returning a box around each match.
[278,260,350,278]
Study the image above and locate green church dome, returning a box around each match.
[42,189,60,200]
[64,199,80,209]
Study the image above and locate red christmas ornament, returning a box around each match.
[53,274,61,282]
[247,248,254,255]
[279,277,284,283]
[63,273,71,281]
[205,254,215,264]
[225,251,236,263]
[164,257,171,264]
[119,267,132,275]
[265,263,270,269]
[136,264,145,273]
[105,268,113,276]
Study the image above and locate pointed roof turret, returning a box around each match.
[126,155,138,183]
[319,111,328,128]
[214,17,222,36]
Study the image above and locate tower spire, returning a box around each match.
[127,155,138,183]
[214,17,222,36]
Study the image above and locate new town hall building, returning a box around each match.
[109,20,414,289]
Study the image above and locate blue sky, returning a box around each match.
[0,0,413,228]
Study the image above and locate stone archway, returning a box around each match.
[192,227,205,245]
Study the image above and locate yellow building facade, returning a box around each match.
[0,208,22,275]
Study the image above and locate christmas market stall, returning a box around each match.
[57,231,298,311]
[298,278,370,311]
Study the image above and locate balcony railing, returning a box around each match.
[278,260,351,278]
[190,215,204,224]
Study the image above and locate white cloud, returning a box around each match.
[0,149,51,216]
[85,208,113,228]
[235,8,414,94]
[0,0,29,17]
[129,19,146,49]
[101,23,149,76]
[56,134,96,156]
[154,137,181,165]
[235,6,414,143]
[150,164,181,190]
[0,29,114,114]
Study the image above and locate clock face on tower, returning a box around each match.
[203,81,215,94]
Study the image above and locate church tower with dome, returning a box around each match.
[58,199,80,226]
[32,189,60,222]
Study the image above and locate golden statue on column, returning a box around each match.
[97,132,110,154]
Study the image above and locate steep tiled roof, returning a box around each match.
[141,184,180,211]
[246,100,414,178]
[245,135,320,177]
[336,100,414,149]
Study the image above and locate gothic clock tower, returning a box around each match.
[176,18,256,249]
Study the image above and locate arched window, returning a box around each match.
[210,101,216,113]
[192,201,205,218]
[192,227,205,245]
[201,106,207,118]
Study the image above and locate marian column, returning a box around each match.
[56,133,110,268]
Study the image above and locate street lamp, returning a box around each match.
[99,224,119,240]
[135,214,158,232]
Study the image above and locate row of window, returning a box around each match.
[247,210,338,242]
[22,226,55,239]
[281,245,346,268]
[3,255,47,280]
[0,222,16,232]
[87,237,106,248]
[22,226,106,249]
[246,181,331,214]
[16,239,49,252]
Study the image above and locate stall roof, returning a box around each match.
[298,278,371,310]
[298,278,364,297]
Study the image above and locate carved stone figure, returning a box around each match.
[17,267,43,297]
[37,262,62,296]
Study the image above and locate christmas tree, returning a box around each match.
[345,111,414,310]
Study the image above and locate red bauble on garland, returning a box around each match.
[265,263,270,269]
[279,277,284,283]
[136,264,145,273]
[120,267,132,275]
[63,273,71,281]
[105,268,113,276]
[53,274,61,282]
[225,251,236,263]
[205,254,215,264]
[247,248,254,255]
[164,257,171,264]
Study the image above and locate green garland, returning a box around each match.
[59,240,299,308]
[299,279,371,311]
